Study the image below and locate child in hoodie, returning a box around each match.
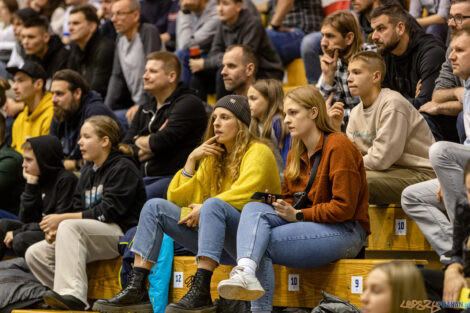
[25,115,147,311]
[0,135,78,259]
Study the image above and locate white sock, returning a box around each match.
[238,258,257,276]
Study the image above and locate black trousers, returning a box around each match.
[0,219,44,259]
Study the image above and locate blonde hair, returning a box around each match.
[202,114,259,194]
[372,262,429,313]
[284,85,337,181]
[350,51,386,83]
[322,10,364,62]
[249,79,288,149]
[84,115,133,156]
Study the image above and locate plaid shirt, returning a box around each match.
[319,43,376,124]
[269,0,324,34]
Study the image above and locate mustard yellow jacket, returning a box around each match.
[168,141,281,210]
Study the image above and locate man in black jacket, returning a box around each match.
[123,51,207,199]
[370,4,451,141]
[67,4,115,99]
[49,69,119,172]
[22,16,69,88]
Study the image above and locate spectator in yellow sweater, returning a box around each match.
[93,95,281,313]
[7,61,53,154]
[328,51,435,205]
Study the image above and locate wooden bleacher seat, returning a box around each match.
[170,256,427,308]
[283,58,308,94]
[87,257,122,299]
[367,205,433,251]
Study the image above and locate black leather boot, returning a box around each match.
[165,268,216,313]
[92,268,153,313]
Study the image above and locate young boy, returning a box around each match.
[330,51,435,205]
[188,0,283,100]
[0,135,78,259]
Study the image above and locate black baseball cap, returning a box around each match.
[7,61,48,81]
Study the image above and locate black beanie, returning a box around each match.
[214,95,251,127]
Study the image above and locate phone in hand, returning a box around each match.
[251,192,286,201]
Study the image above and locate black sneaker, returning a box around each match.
[165,272,216,313]
[43,290,86,311]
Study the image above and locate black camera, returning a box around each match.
[292,191,311,210]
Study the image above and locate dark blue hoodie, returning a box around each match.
[50,90,119,160]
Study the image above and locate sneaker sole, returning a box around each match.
[92,301,153,313]
[43,294,73,310]
[164,304,216,313]
[217,283,265,301]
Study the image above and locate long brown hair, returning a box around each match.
[284,85,337,181]
[322,10,364,63]
[249,79,288,149]
[202,113,258,194]
[84,115,133,156]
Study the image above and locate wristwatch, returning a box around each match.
[295,210,304,222]
[270,23,281,31]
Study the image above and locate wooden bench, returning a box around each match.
[367,205,433,251]
[169,256,427,308]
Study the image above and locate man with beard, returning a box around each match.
[49,69,118,171]
[7,61,53,154]
[418,0,470,144]
[221,45,257,97]
[370,4,449,140]
[318,10,375,129]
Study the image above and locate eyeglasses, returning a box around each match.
[110,10,134,19]
[448,14,470,24]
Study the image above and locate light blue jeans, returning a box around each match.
[300,31,323,84]
[236,202,367,312]
[131,197,239,265]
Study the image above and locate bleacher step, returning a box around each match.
[170,256,427,308]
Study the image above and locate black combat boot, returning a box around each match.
[165,268,216,313]
[92,267,153,313]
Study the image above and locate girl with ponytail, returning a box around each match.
[25,115,147,311]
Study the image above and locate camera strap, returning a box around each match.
[303,133,329,195]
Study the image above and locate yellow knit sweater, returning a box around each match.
[168,141,281,211]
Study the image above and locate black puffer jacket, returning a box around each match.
[0,258,47,313]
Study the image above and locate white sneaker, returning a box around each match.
[217,266,265,301]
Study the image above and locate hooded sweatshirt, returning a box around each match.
[382,28,446,110]
[76,150,146,232]
[14,135,78,235]
[11,92,53,153]
[50,90,118,161]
